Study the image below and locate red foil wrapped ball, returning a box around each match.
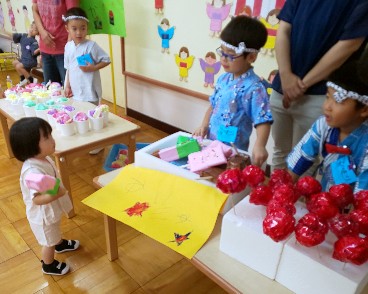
[306,192,339,220]
[350,209,368,236]
[295,176,322,199]
[216,168,247,194]
[354,190,368,211]
[273,183,299,204]
[329,184,354,209]
[249,185,273,206]
[295,213,328,247]
[269,169,293,191]
[266,200,296,216]
[328,213,359,239]
[263,210,295,242]
[333,236,368,265]
[242,165,265,188]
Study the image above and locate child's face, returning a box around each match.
[218,45,250,78]
[37,131,55,158]
[66,19,88,45]
[29,23,38,36]
[323,88,366,132]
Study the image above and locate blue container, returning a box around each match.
[103,143,149,172]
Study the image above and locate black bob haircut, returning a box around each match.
[220,15,267,56]
[10,117,52,162]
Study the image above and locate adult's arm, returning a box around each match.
[32,2,55,48]
[302,38,365,89]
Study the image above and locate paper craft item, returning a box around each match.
[158,136,200,161]
[188,145,227,173]
[82,165,227,259]
[25,173,61,195]
[77,53,94,66]
[203,140,234,158]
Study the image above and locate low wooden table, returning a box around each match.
[93,168,292,294]
[0,99,140,217]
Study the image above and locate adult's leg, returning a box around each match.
[270,90,294,170]
[54,54,66,86]
[41,53,61,84]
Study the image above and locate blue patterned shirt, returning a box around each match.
[287,116,368,193]
[208,69,273,150]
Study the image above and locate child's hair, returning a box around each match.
[10,117,52,162]
[63,7,88,23]
[205,51,216,59]
[179,46,189,56]
[220,15,267,56]
[161,18,169,26]
[328,48,368,108]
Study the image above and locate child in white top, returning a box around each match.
[10,117,80,276]
[63,7,110,105]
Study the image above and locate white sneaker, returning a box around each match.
[18,79,28,87]
[89,148,104,155]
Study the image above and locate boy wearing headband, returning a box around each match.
[193,16,272,167]
[63,7,110,105]
[287,51,368,192]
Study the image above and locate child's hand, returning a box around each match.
[252,145,268,167]
[64,85,73,98]
[193,125,208,138]
[79,63,96,72]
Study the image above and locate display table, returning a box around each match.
[0,99,140,217]
[93,168,292,294]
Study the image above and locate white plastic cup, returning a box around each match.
[89,116,104,131]
[47,113,57,128]
[75,119,90,134]
[58,122,75,136]
[35,109,49,121]
[102,111,109,126]
[23,105,36,117]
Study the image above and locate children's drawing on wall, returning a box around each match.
[87,5,103,30]
[109,10,114,25]
[23,6,31,32]
[158,18,175,54]
[231,0,252,16]
[206,0,231,37]
[0,2,5,31]
[175,46,194,82]
[260,9,280,56]
[155,0,164,14]
[6,0,15,31]
[199,51,221,88]
[261,69,278,95]
[230,0,285,18]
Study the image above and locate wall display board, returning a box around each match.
[123,0,284,100]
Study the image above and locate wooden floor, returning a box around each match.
[0,71,227,293]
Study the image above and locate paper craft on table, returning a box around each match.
[82,165,227,258]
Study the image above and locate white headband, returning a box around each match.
[62,15,89,22]
[327,81,368,106]
[220,40,259,54]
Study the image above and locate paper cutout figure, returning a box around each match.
[82,165,227,259]
[109,10,114,25]
[88,6,103,30]
[6,0,16,31]
[206,0,231,37]
[199,51,221,88]
[0,3,5,31]
[260,9,280,57]
[125,202,150,217]
[174,47,194,82]
[232,0,252,16]
[155,0,164,14]
[23,5,31,32]
[171,232,191,246]
[158,18,175,54]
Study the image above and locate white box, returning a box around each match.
[134,131,249,214]
[219,197,308,279]
[276,231,368,294]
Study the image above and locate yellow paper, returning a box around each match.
[82,165,227,258]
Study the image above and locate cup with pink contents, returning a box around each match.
[74,111,90,134]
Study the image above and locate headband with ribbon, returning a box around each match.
[220,40,259,54]
[327,81,368,106]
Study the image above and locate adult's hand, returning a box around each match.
[40,30,56,48]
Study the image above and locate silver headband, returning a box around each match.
[62,15,89,22]
[220,40,259,54]
[327,81,368,105]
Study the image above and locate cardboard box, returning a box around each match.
[134,131,249,214]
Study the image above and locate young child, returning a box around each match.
[287,51,368,193]
[9,117,80,276]
[193,16,272,167]
[63,7,110,105]
[10,21,40,86]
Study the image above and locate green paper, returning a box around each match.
[46,178,61,196]
[176,139,200,159]
[80,0,126,37]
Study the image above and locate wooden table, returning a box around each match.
[93,168,292,294]
[0,99,140,217]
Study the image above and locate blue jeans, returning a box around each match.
[41,53,66,85]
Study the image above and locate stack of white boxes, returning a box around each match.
[219,198,368,293]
